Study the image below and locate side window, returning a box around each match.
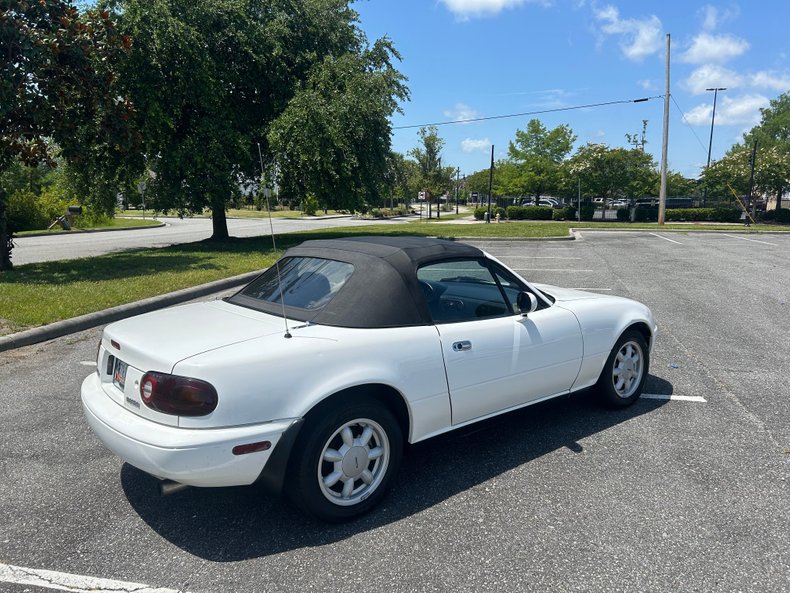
[417,259,512,323]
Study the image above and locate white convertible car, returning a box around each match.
[81,236,656,521]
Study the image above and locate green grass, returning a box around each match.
[115,208,345,219]
[1,220,788,335]
[15,217,162,236]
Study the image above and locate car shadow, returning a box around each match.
[121,375,672,561]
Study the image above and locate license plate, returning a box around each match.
[113,359,128,391]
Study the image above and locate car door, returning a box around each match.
[418,258,583,425]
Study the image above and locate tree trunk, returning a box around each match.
[211,203,229,240]
[0,193,13,271]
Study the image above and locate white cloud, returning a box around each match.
[440,0,549,19]
[680,32,749,64]
[698,4,739,31]
[682,65,790,95]
[684,94,769,126]
[443,103,481,123]
[638,79,657,91]
[593,5,663,61]
[750,71,790,91]
[461,138,492,153]
[700,5,718,30]
[682,64,743,94]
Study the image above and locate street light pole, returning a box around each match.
[703,87,726,207]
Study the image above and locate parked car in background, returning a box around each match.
[82,236,657,522]
[521,197,560,208]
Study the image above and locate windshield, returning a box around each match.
[236,257,354,311]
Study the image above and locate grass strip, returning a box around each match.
[16,217,162,236]
[1,220,788,335]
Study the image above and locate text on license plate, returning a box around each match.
[113,359,128,391]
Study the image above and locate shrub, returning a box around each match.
[664,207,741,222]
[633,206,658,222]
[301,194,319,216]
[579,203,595,221]
[552,206,576,221]
[762,208,790,223]
[616,208,631,222]
[37,188,71,223]
[7,190,47,232]
[473,207,487,220]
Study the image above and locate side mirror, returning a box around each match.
[516,291,538,315]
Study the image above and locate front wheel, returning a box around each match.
[287,401,403,522]
[597,330,649,407]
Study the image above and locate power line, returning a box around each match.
[392,96,663,130]
[669,94,709,156]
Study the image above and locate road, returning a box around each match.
[1,231,788,592]
[12,215,410,265]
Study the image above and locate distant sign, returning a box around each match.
[418,191,426,200]
[471,192,479,200]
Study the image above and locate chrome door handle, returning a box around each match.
[452,340,472,352]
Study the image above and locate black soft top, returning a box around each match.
[236,236,485,328]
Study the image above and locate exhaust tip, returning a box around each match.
[159,480,190,496]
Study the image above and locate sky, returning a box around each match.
[353,0,790,180]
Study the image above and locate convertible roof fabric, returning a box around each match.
[239,236,484,328]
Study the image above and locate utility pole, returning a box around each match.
[658,33,670,226]
[703,87,726,207]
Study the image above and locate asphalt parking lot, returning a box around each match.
[1,230,788,593]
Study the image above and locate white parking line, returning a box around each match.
[571,288,613,291]
[0,562,187,593]
[513,268,594,273]
[649,233,683,244]
[722,233,778,246]
[499,256,582,260]
[641,393,707,403]
[79,361,95,366]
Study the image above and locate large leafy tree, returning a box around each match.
[268,39,407,212]
[567,143,656,204]
[111,0,405,238]
[702,94,790,206]
[409,126,452,214]
[506,119,575,199]
[0,0,133,270]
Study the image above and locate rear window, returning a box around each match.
[237,257,353,310]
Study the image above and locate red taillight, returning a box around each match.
[140,371,218,416]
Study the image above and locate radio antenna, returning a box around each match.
[258,143,291,338]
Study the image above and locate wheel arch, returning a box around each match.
[255,382,412,496]
[304,383,412,443]
[624,321,654,351]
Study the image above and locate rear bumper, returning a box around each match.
[81,373,296,487]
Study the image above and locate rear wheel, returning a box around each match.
[288,400,402,522]
[598,330,649,407]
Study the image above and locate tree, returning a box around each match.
[506,119,575,199]
[409,126,452,215]
[111,0,405,238]
[658,171,697,198]
[268,39,407,212]
[0,0,133,270]
[567,143,656,205]
[703,144,790,207]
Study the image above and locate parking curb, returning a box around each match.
[0,270,260,353]
[18,221,166,239]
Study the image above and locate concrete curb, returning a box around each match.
[18,221,166,239]
[0,270,260,353]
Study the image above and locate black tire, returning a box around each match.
[597,330,649,408]
[287,400,403,522]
